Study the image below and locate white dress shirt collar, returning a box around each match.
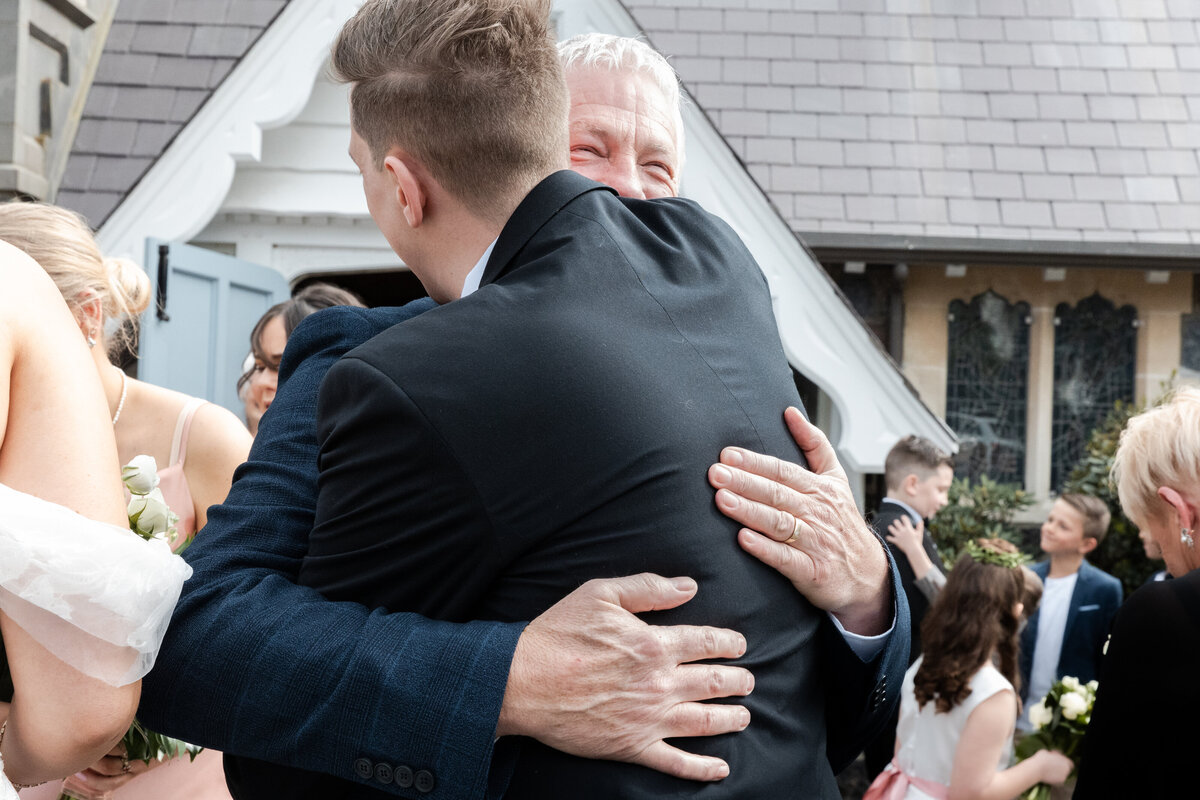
[881,497,923,525]
[460,238,498,299]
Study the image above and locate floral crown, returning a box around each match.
[964,538,1029,570]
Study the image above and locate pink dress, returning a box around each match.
[21,400,233,800]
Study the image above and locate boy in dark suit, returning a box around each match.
[1018,494,1123,728]
[863,435,953,778]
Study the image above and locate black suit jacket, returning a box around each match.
[298,171,906,798]
[871,500,937,663]
[1074,568,1199,797]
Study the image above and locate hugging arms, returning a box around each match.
[138,301,906,796]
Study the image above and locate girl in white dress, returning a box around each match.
[0,244,189,794]
[865,539,1072,800]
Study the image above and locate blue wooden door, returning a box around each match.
[139,239,289,418]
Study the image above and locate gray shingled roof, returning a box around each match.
[627,0,1200,246]
[56,0,290,227]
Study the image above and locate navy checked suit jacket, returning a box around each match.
[1019,559,1123,701]
[139,298,527,800]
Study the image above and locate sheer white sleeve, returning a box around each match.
[0,482,191,686]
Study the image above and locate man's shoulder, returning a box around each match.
[868,502,902,532]
[281,299,437,377]
[584,190,738,247]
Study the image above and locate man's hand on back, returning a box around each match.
[708,407,891,636]
[496,573,753,782]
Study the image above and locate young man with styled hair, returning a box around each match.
[1018,493,1123,728]
[864,434,954,778]
[296,0,903,797]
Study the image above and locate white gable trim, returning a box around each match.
[97,0,363,262]
[98,0,954,473]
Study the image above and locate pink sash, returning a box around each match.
[863,762,950,800]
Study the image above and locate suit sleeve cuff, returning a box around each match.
[826,610,894,663]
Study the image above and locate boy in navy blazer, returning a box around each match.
[1019,494,1123,726]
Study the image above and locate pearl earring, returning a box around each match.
[86,335,97,349]
[1182,528,1194,549]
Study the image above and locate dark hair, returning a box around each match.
[1057,493,1111,544]
[913,538,1025,713]
[236,283,365,394]
[884,435,954,491]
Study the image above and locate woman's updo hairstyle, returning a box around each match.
[0,200,151,356]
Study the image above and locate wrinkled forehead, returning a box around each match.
[565,66,679,151]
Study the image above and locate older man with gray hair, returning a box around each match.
[558,33,685,199]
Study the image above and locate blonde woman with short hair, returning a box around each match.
[1074,387,1200,798]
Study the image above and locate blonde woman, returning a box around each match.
[0,203,249,799]
[1074,387,1200,798]
[0,243,188,794]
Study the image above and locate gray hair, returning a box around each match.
[558,33,686,165]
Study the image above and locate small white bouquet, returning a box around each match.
[1015,675,1097,800]
[121,455,183,548]
[59,456,199,800]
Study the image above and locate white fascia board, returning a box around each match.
[555,0,956,472]
[96,0,364,261]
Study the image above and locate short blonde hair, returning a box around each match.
[331,0,568,223]
[0,201,150,356]
[1112,387,1200,527]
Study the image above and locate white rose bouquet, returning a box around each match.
[59,457,200,800]
[1015,675,1097,800]
[122,455,187,550]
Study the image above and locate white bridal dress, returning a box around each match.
[0,483,191,795]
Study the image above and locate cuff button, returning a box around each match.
[415,769,436,793]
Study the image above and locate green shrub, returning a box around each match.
[928,475,1033,569]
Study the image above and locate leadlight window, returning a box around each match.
[1181,275,1200,380]
[1182,312,1200,375]
[1050,293,1136,491]
[945,291,1030,486]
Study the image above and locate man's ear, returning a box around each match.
[384,153,426,229]
[901,473,919,498]
[1080,536,1099,555]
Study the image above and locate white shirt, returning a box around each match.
[459,238,891,660]
[1019,571,1078,729]
[460,239,497,298]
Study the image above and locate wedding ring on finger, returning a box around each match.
[785,515,802,545]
